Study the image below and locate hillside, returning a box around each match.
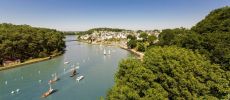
[0,23,65,66]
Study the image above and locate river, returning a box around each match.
[0,35,132,100]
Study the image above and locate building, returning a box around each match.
[3,59,21,67]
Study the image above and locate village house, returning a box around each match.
[3,59,21,67]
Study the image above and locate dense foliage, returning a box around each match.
[88,28,127,32]
[63,31,77,35]
[136,42,147,52]
[158,6,230,70]
[192,6,230,34]
[0,23,65,65]
[147,35,157,45]
[139,32,148,41]
[107,46,230,99]
[127,33,156,52]
[127,40,137,49]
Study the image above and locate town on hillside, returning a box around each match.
[77,28,160,44]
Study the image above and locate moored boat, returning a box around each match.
[108,50,111,55]
[70,68,77,77]
[103,49,106,55]
[41,84,55,98]
[76,75,84,82]
[64,61,69,64]
[49,73,59,84]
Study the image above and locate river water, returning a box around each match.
[0,35,132,100]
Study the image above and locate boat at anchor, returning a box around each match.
[41,83,56,98]
[76,75,84,82]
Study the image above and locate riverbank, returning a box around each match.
[0,53,63,71]
[118,45,144,60]
[78,39,144,59]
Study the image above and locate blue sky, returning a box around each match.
[0,0,229,31]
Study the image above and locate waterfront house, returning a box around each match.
[3,59,21,67]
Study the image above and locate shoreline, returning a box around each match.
[0,53,63,71]
[77,39,144,59]
[118,45,144,60]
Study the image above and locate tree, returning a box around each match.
[192,6,230,34]
[158,28,189,46]
[0,23,65,66]
[139,32,148,41]
[191,6,230,70]
[137,30,143,33]
[158,7,230,70]
[202,32,230,70]
[127,34,137,40]
[137,42,146,52]
[107,46,230,99]
[147,35,157,45]
[127,40,137,49]
[144,46,229,99]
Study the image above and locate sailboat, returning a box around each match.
[49,73,59,84]
[70,67,77,77]
[64,61,69,64]
[41,83,55,98]
[103,49,106,55]
[108,50,111,55]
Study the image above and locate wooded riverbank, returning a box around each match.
[0,53,62,71]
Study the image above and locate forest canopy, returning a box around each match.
[158,6,230,70]
[107,46,230,99]
[0,23,65,65]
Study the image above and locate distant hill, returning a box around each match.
[63,31,78,35]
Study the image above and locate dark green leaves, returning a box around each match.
[0,23,65,65]
[107,46,230,99]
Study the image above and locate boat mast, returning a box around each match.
[49,83,52,90]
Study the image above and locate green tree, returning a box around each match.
[158,28,188,46]
[107,46,230,99]
[127,34,136,40]
[127,40,137,49]
[147,35,157,45]
[137,42,146,52]
[192,6,230,34]
[191,6,230,70]
[0,23,65,66]
[137,30,143,33]
[158,7,230,70]
[139,32,148,41]
[144,46,229,99]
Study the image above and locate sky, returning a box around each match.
[0,0,229,31]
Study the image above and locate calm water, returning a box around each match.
[0,36,132,100]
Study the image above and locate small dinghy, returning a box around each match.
[64,61,69,64]
[16,89,20,93]
[11,91,15,94]
[76,76,84,82]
